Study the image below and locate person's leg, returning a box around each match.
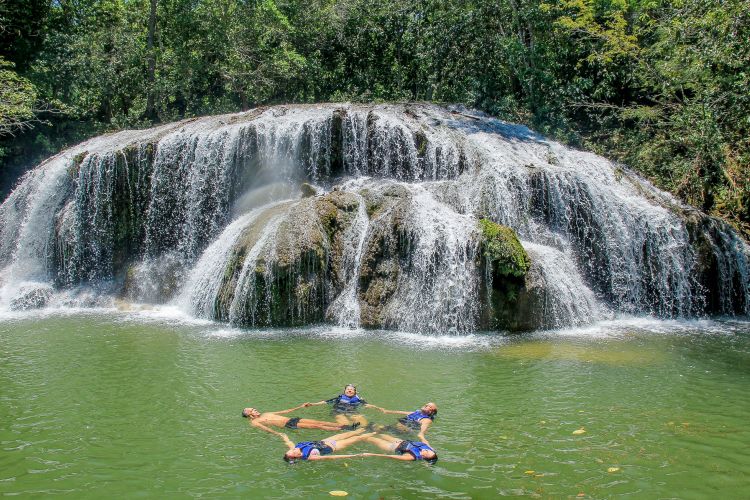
[331,431,376,451]
[376,433,403,444]
[350,413,368,427]
[363,435,399,452]
[321,427,366,443]
[297,419,348,431]
[335,414,352,425]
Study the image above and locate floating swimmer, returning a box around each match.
[368,402,438,443]
[305,384,375,426]
[242,405,359,433]
[280,428,374,463]
[360,432,438,464]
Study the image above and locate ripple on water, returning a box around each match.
[1,314,750,497]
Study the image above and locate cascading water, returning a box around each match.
[326,191,370,328]
[0,103,747,332]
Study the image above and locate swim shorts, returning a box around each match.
[285,417,301,429]
[395,440,411,454]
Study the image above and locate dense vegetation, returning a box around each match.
[1,0,748,235]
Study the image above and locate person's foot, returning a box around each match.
[341,421,361,431]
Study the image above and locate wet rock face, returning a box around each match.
[476,219,532,331]
[685,212,749,314]
[356,185,411,328]
[211,192,362,327]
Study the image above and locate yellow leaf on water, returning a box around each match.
[343,463,348,467]
[572,428,586,435]
[524,470,535,475]
[329,491,348,497]
[607,467,620,473]
[534,474,544,478]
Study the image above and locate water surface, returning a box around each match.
[1,312,749,498]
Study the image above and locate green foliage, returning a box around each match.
[479,219,530,278]
[0,58,37,136]
[1,0,749,236]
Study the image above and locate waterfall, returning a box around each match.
[379,183,481,334]
[0,103,747,332]
[326,192,370,328]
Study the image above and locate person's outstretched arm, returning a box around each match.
[277,431,296,450]
[308,453,361,461]
[360,452,414,461]
[273,404,307,415]
[366,405,410,415]
[304,400,327,406]
[417,419,432,444]
[251,421,292,442]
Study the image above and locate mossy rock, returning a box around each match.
[479,219,530,277]
[477,219,532,331]
[67,151,88,178]
[300,183,317,198]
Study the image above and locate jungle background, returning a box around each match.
[1,0,748,235]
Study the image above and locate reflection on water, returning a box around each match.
[0,313,749,498]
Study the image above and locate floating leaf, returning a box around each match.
[330,491,348,497]
[572,428,586,435]
[607,467,620,473]
[524,470,535,475]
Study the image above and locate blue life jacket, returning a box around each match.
[398,441,436,461]
[296,441,333,460]
[326,393,366,413]
[405,410,434,422]
[399,410,434,429]
[338,394,363,405]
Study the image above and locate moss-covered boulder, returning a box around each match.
[477,219,531,330]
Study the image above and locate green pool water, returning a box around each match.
[1,311,749,498]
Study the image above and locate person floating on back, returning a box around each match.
[360,432,438,464]
[242,405,359,434]
[368,401,438,443]
[280,428,375,463]
[305,384,375,426]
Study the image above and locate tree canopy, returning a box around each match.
[1,0,748,234]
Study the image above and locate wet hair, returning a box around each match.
[423,404,437,416]
[344,384,357,392]
[283,451,299,464]
[426,453,438,465]
[242,408,254,418]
